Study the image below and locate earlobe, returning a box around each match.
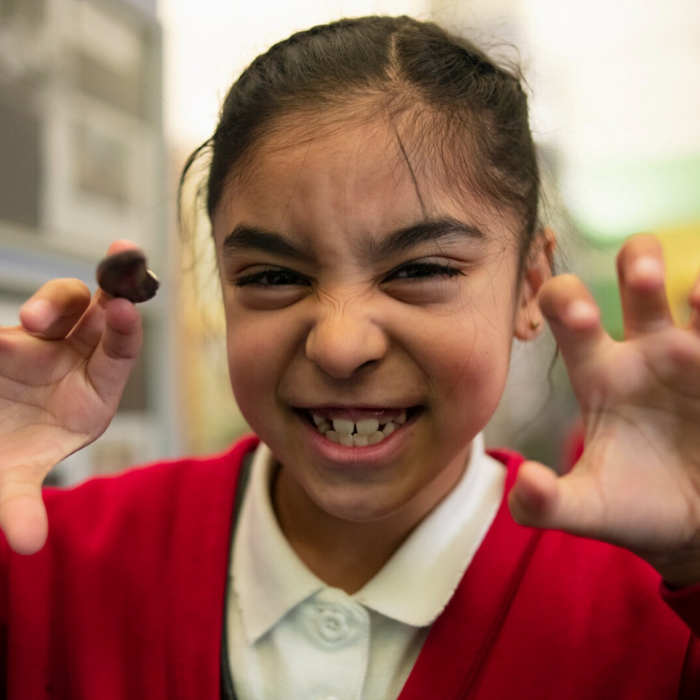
[514,291,544,341]
[514,228,556,341]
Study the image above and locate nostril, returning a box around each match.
[356,360,376,372]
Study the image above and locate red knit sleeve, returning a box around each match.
[661,580,700,635]
[0,531,8,687]
[660,581,700,697]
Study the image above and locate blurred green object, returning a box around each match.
[563,154,700,340]
[566,156,700,242]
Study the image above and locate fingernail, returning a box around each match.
[566,300,598,325]
[21,299,52,328]
[633,256,663,279]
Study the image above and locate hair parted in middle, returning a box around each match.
[181,16,541,263]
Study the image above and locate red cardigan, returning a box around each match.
[1,435,699,699]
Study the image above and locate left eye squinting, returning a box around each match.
[385,261,463,282]
[235,267,310,288]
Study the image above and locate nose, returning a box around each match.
[305,300,388,379]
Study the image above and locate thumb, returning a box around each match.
[0,468,48,555]
[508,460,604,535]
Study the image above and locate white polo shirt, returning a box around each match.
[226,434,505,700]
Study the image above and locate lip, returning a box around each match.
[297,402,418,411]
[302,406,411,423]
[295,406,422,466]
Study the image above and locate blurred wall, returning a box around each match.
[0,0,179,484]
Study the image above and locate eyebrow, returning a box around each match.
[377,217,485,256]
[222,225,315,262]
[222,216,486,262]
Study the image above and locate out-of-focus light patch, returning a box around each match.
[523,0,700,161]
[158,0,429,149]
[519,0,700,246]
[562,156,700,242]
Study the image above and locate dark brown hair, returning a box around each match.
[180,15,541,261]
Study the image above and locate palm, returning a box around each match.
[510,235,700,585]
[570,329,700,546]
[0,323,118,467]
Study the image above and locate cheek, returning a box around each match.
[227,338,262,425]
[412,308,514,414]
[225,316,283,418]
[224,305,309,421]
[414,301,514,370]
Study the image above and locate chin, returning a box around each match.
[310,482,420,524]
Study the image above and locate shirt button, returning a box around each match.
[316,608,350,642]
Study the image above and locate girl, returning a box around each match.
[1,15,700,699]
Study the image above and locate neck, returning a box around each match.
[272,456,468,594]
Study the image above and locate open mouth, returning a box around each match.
[301,407,421,447]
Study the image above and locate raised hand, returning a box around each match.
[509,234,700,587]
[0,241,143,555]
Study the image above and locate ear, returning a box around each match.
[514,228,556,341]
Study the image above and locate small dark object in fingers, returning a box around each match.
[96,250,160,303]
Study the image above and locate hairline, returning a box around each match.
[213,95,525,246]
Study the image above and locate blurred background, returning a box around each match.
[0,0,698,484]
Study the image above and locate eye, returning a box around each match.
[381,260,465,305]
[385,261,463,282]
[235,267,311,288]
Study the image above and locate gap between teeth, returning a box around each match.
[312,412,407,446]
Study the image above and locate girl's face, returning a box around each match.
[213,116,544,529]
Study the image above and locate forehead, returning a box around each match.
[213,113,514,246]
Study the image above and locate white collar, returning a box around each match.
[231,434,505,643]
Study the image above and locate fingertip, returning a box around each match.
[94,297,143,370]
[106,239,140,257]
[625,255,665,289]
[563,300,600,329]
[616,236,673,335]
[616,233,664,263]
[104,296,142,335]
[538,275,601,332]
[19,299,54,332]
[539,274,584,309]
[19,279,92,340]
[0,495,48,556]
[508,461,559,528]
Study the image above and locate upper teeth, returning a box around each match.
[310,411,408,447]
[333,417,379,436]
